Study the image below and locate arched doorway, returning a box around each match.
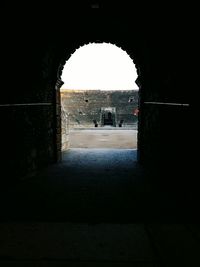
[56,42,139,156]
[100,108,116,127]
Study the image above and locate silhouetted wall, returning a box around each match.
[0,2,191,186]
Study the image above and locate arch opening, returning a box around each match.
[56,42,140,158]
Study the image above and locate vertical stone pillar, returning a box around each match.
[55,79,63,161]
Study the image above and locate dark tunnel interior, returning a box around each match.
[0,2,196,266]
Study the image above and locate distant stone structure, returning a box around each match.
[61,89,139,129]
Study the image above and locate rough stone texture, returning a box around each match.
[61,104,69,151]
[61,90,138,128]
[1,103,56,184]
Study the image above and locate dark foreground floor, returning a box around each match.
[0,149,199,266]
[0,223,200,266]
[0,148,197,222]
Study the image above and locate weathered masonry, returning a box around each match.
[61,89,138,128]
[1,2,191,189]
[0,3,196,265]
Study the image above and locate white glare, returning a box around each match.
[61,43,139,90]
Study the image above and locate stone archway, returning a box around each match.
[55,41,141,159]
[0,2,191,184]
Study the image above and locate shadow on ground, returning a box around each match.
[0,149,197,223]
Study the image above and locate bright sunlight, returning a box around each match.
[61,43,139,90]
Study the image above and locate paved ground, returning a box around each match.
[0,149,195,222]
[69,128,137,149]
[1,223,200,266]
[0,148,199,266]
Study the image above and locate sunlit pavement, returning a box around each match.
[69,128,138,149]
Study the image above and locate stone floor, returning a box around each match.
[69,129,137,149]
[0,148,199,266]
[0,223,200,266]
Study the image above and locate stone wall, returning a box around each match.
[1,2,191,187]
[61,90,139,128]
[61,104,69,151]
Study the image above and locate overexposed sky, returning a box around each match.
[61,43,139,90]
